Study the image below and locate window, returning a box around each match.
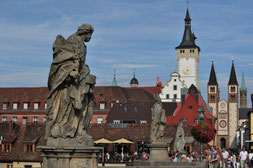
[211,95,215,101]
[34,103,39,109]
[210,87,215,93]
[24,165,32,168]
[99,103,105,110]
[111,102,115,107]
[219,113,227,119]
[166,94,170,99]
[174,79,177,82]
[44,103,47,109]
[190,49,195,53]
[113,120,120,124]
[2,117,7,122]
[33,117,38,123]
[134,107,138,112]
[140,120,147,124]
[25,144,33,153]
[97,117,103,124]
[2,143,11,152]
[13,103,18,109]
[180,50,185,53]
[189,105,192,110]
[173,94,177,99]
[12,117,17,123]
[231,95,235,100]
[23,117,28,124]
[43,117,47,123]
[3,103,8,110]
[173,85,177,90]
[124,106,127,112]
[24,103,28,109]
[231,86,235,92]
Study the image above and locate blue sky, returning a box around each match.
[0,0,252,107]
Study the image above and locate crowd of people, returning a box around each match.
[98,146,253,168]
[204,146,253,168]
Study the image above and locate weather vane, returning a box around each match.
[187,0,189,8]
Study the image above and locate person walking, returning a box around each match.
[222,148,229,168]
[240,146,249,168]
[210,146,219,168]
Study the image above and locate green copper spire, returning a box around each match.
[112,65,117,86]
[240,72,246,91]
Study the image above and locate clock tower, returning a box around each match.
[176,8,200,89]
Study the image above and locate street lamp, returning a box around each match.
[198,105,206,162]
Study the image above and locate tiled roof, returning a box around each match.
[0,122,46,162]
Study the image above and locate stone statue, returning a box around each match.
[150,95,166,143]
[45,23,96,146]
[174,119,186,153]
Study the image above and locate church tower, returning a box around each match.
[130,67,139,87]
[240,72,247,108]
[207,61,219,117]
[176,8,200,89]
[228,60,239,148]
[112,65,118,86]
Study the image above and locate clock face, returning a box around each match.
[183,66,192,75]
[219,120,227,128]
[220,103,225,109]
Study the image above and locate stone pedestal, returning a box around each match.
[38,146,102,168]
[149,142,169,162]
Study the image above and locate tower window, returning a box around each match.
[231,95,235,100]
[190,49,195,53]
[230,86,235,92]
[210,87,215,93]
[166,94,170,99]
[211,95,215,101]
[180,50,185,53]
[173,85,177,90]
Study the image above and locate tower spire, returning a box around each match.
[133,65,136,78]
[208,60,218,85]
[228,60,238,85]
[112,65,117,86]
[240,72,246,91]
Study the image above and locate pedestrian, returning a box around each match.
[232,152,237,168]
[106,152,110,162]
[222,148,229,167]
[240,146,249,168]
[210,146,219,168]
[187,154,194,163]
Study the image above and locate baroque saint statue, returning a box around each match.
[174,119,186,153]
[45,23,96,145]
[150,95,166,143]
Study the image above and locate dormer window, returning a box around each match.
[97,117,103,124]
[190,49,195,53]
[44,103,47,109]
[124,106,127,112]
[140,120,147,124]
[99,103,105,110]
[13,103,18,110]
[34,103,39,109]
[3,103,8,110]
[25,143,34,153]
[111,101,115,107]
[113,120,120,124]
[24,103,28,109]
[2,143,11,152]
[180,50,185,53]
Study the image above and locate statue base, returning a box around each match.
[38,146,102,168]
[149,142,169,162]
[46,136,94,147]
